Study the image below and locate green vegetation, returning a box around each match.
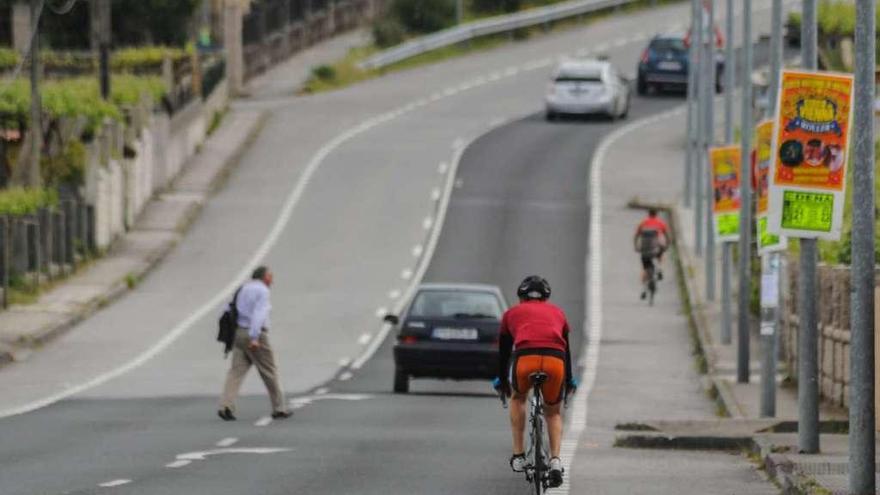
[0,187,58,216]
[0,46,189,73]
[0,75,166,132]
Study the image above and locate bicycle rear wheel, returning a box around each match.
[531,391,545,494]
[532,415,544,494]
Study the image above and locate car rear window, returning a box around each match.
[555,67,602,83]
[555,75,602,83]
[650,39,687,53]
[408,290,503,319]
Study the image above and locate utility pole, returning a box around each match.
[719,0,735,345]
[704,0,716,301]
[759,0,783,419]
[694,0,705,257]
[28,0,41,188]
[685,0,699,210]
[798,0,819,455]
[736,0,752,384]
[849,0,876,488]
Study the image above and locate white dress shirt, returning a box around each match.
[236,280,271,341]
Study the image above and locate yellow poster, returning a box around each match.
[709,146,741,241]
[768,70,854,240]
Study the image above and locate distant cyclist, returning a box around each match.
[633,209,669,299]
[495,276,577,488]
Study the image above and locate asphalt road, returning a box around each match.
[0,0,791,492]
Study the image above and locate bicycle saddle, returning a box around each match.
[529,372,549,384]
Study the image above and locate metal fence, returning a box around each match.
[0,194,93,309]
[359,0,638,70]
[242,0,373,79]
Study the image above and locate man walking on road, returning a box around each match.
[218,266,292,421]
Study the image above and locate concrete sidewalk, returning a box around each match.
[0,30,367,368]
[632,105,873,494]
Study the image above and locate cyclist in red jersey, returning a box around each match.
[634,209,669,292]
[496,276,576,488]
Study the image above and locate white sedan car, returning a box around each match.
[545,59,631,120]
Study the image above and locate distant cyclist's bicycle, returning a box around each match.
[643,258,658,306]
[500,372,562,494]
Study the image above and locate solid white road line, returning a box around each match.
[216,437,239,448]
[555,108,685,495]
[98,479,132,488]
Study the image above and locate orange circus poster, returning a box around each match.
[767,70,853,240]
[709,146,741,242]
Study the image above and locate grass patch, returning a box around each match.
[301,0,685,94]
[125,272,140,289]
[207,109,226,137]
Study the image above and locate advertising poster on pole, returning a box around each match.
[709,146,741,242]
[754,119,787,253]
[767,70,854,240]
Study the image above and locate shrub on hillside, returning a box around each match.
[471,0,521,14]
[391,0,457,34]
[373,18,407,48]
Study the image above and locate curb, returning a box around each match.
[0,110,268,364]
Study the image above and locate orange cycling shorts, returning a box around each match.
[511,350,566,405]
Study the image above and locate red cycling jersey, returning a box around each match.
[499,300,569,353]
[637,216,669,236]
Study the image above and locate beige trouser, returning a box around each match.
[220,328,286,413]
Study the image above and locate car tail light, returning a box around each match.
[401,335,419,344]
[640,49,650,63]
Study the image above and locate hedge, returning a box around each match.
[0,46,190,73]
[0,187,58,217]
[0,75,166,133]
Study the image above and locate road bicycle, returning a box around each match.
[499,372,562,494]
[643,261,657,306]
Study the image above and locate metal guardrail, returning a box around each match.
[359,0,638,70]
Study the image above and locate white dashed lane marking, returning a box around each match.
[99,480,132,488]
[358,333,372,345]
[254,416,272,427]
[216,437,238,448]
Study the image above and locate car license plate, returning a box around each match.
[658,61,682,71]
[432,327,479,340]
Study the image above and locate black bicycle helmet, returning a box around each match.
[517,275,551,301]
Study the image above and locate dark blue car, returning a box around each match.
[637,34,724,95]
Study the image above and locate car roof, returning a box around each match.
[417,283,503,293]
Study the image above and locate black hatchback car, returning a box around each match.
[637,33,724,95]
[386,283,508,393]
